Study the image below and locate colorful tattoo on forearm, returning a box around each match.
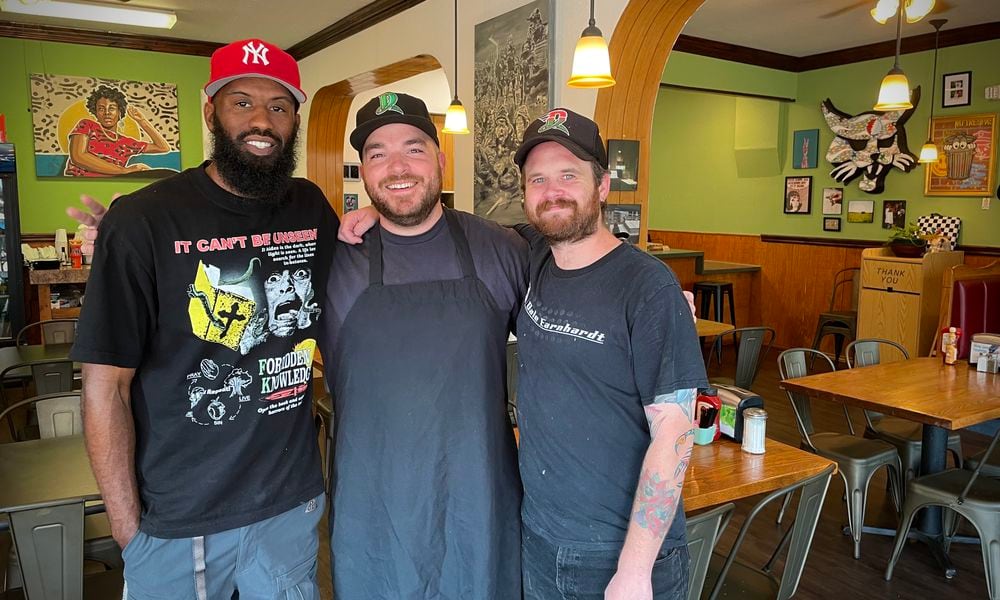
[633,470,680,537]
[674,430,695,479]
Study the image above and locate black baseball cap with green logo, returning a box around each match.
[350,92,440,153]
[514,107,607,170]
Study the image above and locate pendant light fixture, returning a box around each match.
[873,0,913,111]
[442,0,469,135]
[918,19,946,164]
[567,0,616,88]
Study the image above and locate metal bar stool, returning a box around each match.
[693,281,736,363]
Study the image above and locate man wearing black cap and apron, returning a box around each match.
[322,92,526,599]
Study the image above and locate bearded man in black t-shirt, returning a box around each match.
[512,109,708,600]
[69,39,336,598]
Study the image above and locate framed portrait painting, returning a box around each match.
[784,176,812,214]
[29,73,180,178]
[924,113,997,196]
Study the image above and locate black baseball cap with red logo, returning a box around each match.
[205,39,306,104]
[514,108,607,170]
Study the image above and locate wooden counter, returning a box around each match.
[27,266,90,321]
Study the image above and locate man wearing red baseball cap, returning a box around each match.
[70,38,335,598]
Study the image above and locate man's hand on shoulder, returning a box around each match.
[338,205,379,244]
[66,194,115,255]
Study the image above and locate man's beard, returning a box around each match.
[365,170,442,228]
[528,187,602,244]
[210,113,298,205]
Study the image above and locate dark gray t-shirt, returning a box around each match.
[516,231,708,549]
[320,208,528,358]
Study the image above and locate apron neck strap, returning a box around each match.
[443,208,477,280]
[366,207,478,286]
[368,224,384,286]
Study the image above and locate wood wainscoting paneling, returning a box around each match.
[649,230,998,353]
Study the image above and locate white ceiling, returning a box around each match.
[0,0,373,48]
[683,0,1000,57]
[0,0,998,55]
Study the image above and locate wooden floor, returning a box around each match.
[315,349,994,599]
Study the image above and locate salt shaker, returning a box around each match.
[741,408,767,454]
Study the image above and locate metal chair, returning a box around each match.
[0,361,75,441]
[703,465,835,600]
[885,427,1000,599]
[1,497,122,600]
[810,268,859,365]
[706,326,775,391]
[778,348,903,559]
[685,503,733,600]
[0,392,81,442]
[0,391,120,580]
[15,318,78,347]
[964,448,1000,479]
[846,338,964,484]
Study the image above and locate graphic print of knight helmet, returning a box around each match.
[822,87,920,194]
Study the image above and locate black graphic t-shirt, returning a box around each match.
[71,164,338,538]
[515,230,708,550]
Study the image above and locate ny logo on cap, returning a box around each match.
[538,109,569,135]
[242,41,270,66]
[375,92,404,116]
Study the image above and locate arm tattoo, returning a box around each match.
[674,430,695,479]
[633,470,680,538]
[648,388,697,423]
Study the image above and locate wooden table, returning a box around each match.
[684,438,835,511]
[695,318,735,339]
[781,358,1000,577]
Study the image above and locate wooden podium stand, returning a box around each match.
[857,248,964,359]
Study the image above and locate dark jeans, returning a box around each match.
[522,524,689,600]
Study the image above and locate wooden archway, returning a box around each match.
[594,0,706,247]
[306,54,442,216]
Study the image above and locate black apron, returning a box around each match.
[330,209,522,599]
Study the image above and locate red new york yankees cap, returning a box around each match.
[205,39,306,104]
[514,107,607,170]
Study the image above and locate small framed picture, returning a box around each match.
[792,129,819,169]
[607,139,639,191]
[343,162,361,181]
[823,217,841,232]
[784,176,812,214]
[942,71,972,108]
[847,199,875,223]
[882,200,907,229]
[343,193,359,213]
[822,187,843,215]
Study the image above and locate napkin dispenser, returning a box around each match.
[715,384,764,443]
[969,333,1000,364]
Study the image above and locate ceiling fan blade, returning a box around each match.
[819,0,873,19]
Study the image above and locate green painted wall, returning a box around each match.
[0,38,208,233]
[650,44,1000,247]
